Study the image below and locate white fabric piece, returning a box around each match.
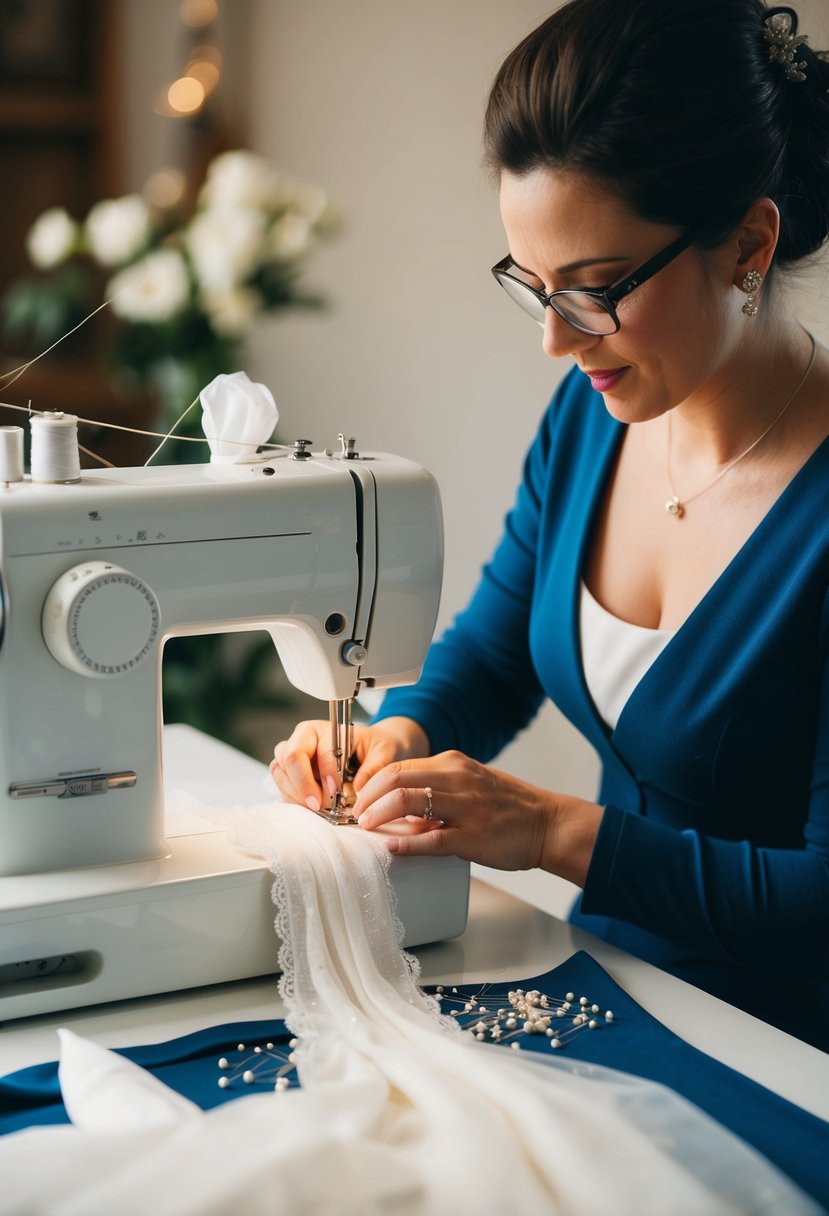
[57,1028,201,1131]
[580,580,674,729]
[200,370,278,463]
[0,804,818,1216]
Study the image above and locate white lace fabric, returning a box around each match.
[0,803,818,1215]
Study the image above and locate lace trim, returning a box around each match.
[205,803,455,1058]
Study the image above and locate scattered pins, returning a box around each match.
[217,1039,299,1092]
[433,983,615,1050]
[217,988,616,1095]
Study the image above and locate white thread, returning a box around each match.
[144,395,201,466]
[77,442,117,469]
[0,426,24,483]
[0,397,289,460]
[0,267,160,392]
[0,266,292,466]
[30,413,82,483]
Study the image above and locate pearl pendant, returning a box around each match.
[665,496,683,518]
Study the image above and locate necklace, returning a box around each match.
[664,334,817,518]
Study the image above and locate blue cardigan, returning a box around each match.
[376,366,829,1048]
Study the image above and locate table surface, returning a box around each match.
[1,725,828,1125]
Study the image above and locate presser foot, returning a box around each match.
[315,784,359,827]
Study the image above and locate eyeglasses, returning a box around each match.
[491,228,697,336]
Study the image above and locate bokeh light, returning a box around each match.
[167,76,206,114]
[143,168,187,209]
[179,0,218,29]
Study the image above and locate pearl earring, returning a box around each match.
[741,269,763,317]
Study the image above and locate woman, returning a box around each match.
[272,0,829,1049]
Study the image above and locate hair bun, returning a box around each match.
[484,0,829,270]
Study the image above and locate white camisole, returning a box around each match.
[579,581,675,730]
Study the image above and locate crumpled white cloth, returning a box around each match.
[0,804,819,1216]
[200,370,278,463]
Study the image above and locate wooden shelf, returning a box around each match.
[0,93,101,133]
[0,0,134,465]
[0,359,155,468]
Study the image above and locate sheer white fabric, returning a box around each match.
[0,804,818,1216]
[580,580,674,729]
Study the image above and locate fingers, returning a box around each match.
[386,825,455,858]
[351,735,411,792]
[270,721,413,814]
[356,778,441,830]
[348,749,553,873]
[354,751,472,827]
[271,721,338,812]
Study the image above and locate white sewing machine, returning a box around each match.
[0,438,469,1020]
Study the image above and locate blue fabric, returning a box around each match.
[375,367,829,1049]
[0,1019,291,1133]
[1,953,826,1208]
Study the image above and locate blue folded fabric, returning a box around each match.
[1,951,826,1209]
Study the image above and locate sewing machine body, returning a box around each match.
[0,452,469,1019]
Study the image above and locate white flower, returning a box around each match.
[107,249,190,323]
[200,370,278,463]
[86,195,152,266]
[202,286,262,338]
[290,182,329,226]
[26,208,78,269]
[270,212,312,259]
[186,206,266,292]
[200,151,281,210]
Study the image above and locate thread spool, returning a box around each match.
[0,426,24,485]
[30,412,81,484]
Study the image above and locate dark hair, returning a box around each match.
[484,0,829,267]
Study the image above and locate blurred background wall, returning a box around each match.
[2,0,828,914]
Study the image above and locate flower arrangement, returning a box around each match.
[2,151,339,758]
[3,149,338,448]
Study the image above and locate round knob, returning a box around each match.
[291,439,313,460]
[341,640,367,667]
[42,561,161,678]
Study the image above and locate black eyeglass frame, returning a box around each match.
[491,227,699,336]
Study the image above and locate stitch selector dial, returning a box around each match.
[42,561,161,678]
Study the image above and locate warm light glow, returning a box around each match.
[143,168,187,209]
[186,59,220,94]
[167,76,206,114]
[190,42,222,67]
[179,0,218,28]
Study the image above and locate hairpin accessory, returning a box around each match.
[664,333,817,518]
[763,10,809,82]
[741,268,763,317]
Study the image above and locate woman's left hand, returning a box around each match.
[353,749,553,871]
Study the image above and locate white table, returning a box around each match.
[1,726,828,1128]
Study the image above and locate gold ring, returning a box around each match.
[423,786,434,821]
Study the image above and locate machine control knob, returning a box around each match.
[42,561,161,679]
[341,640,367,667]
[291,439,314,460]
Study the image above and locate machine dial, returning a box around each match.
[42,561,161,678]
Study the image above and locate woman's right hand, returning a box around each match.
[270,716,429,813]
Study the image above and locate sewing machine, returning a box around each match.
[0,440,470,1020]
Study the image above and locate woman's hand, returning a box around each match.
[353,750,549,870]
[270,716,429,813]
[353,750,603,883]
